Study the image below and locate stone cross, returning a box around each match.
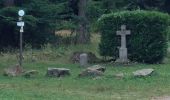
[116,25,131,63]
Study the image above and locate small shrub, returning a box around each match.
[98,10,170,63]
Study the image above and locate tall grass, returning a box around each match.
[0,34,100,65]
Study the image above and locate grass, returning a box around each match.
[1,63,170,100]
[0,34,170,100]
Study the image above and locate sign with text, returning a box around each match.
[17,22,24,27]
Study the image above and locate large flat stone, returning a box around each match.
[23,70,38,78]
[87,65,106,73]
[78,69,103,77]
[79,65,105,77]
[133,68,154,77]
[152,96,170,100]
[46,68,70,77]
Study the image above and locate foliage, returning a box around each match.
[0,0,72,49]
[0,7,19,49]
[87,0,170,32]
[0,0,170,49]
[86,0,125,31]
[163,0,170,14]
[123,0,164,10]
[98,10,170,63]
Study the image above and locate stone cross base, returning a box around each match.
[115,58,130,63]
[115,47,129,63]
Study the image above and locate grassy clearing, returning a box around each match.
[1,62,170,100]
[0,34,170,100]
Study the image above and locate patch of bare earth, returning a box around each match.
[151,96,170,100]
[55,30,72,36]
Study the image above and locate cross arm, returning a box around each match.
[126,30,131,35]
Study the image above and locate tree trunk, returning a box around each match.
[4,0,14,7]
[76,0,90,44]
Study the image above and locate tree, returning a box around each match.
[123,0,165,10]
[0,0,70,49]
[68,0,90,44]
[4,0,14,7]
[75,0,90,44]
[69,0,79,15]
[163,0,170,13]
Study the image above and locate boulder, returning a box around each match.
[3,64,23,77]
[114,73,124,79]
[152,96,170,100]
[78,69,103,77]
[46,68,70,77]
[23,70,38,78]
[79,65,105,77]
[87,65,106,73]
[133,68,154,77]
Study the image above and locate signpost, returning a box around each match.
[17,10,25,67]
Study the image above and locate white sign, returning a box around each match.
[18,10,25,17]
[17,22,25,27]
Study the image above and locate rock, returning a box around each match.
[71,52,100,63]
[78,65,105,77]
[152,96,170,100]
[133,68,154,77]
[80,53,88,67]
[3,64,23,77]
[114,73,124,79]
[23,70,38,78]
[78,69,103,77]
[87,65,106,73]
[46,68,70,77]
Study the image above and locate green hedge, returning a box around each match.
[98,10,170,63]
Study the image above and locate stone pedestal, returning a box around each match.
[80,53,88,67]
[116,47,129,63]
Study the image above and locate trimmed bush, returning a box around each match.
[98,10,170,63]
